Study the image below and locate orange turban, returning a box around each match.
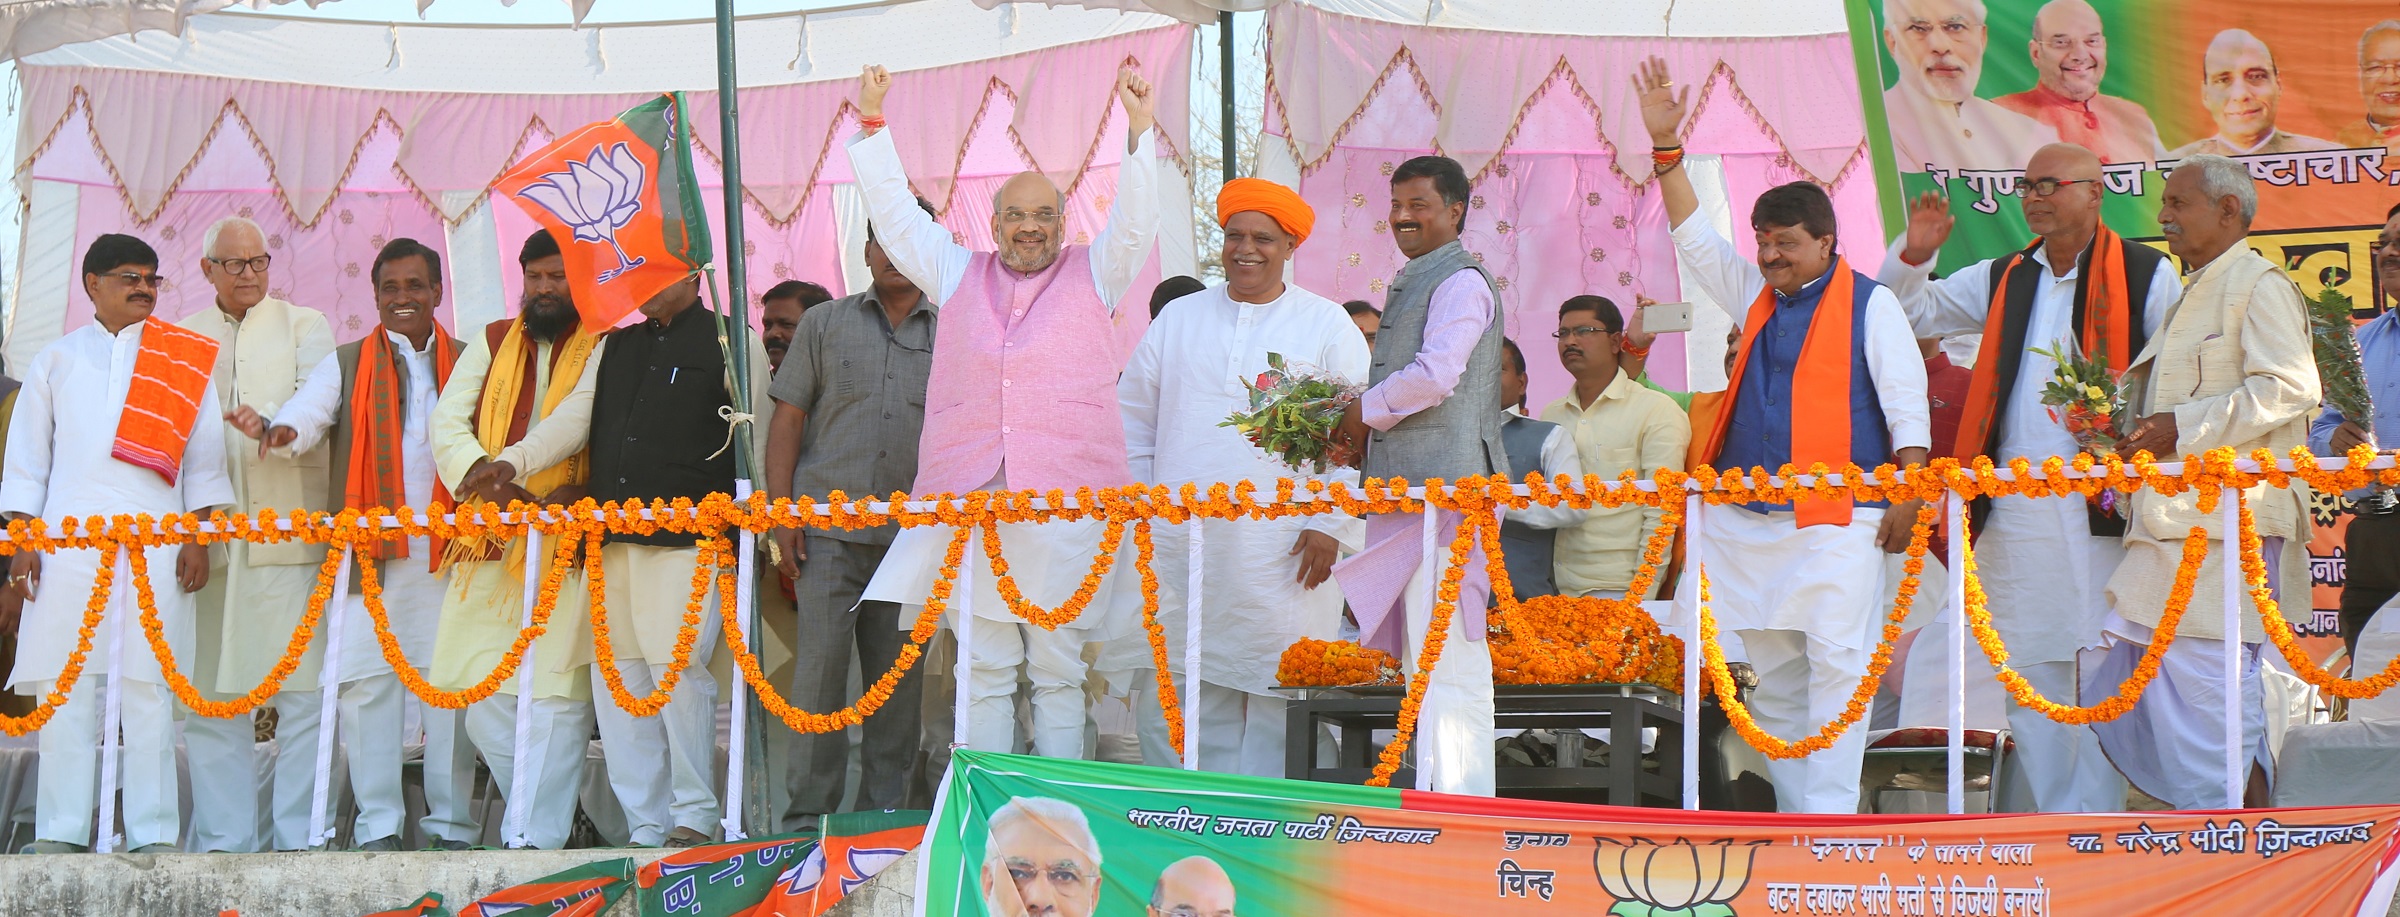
[1216,178,1314,244]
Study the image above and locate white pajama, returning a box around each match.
[966,622,1091,758]
[336,672,476,846]
[1400,527,1496,796]
[1133,677,1289,778]
[178,695,260,852]
[587,542,723,843]
[1679,504,1888,814]
[268,689,326,850]
[464,695,592,849]
[34,677,180,849]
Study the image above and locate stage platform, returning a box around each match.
[0,847,674,916]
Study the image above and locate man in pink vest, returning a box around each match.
[849,63,1160,759]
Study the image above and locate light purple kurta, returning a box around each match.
[1334,272,1496,656]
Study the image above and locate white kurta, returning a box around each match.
[1116,282,1370,696]
[850,125,1160,635]
[270,332,446,682]
[0,322,237,689]
[1877,237,2178,665]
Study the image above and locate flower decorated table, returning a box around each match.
[1276,683,1690,807]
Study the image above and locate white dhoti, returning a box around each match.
[1133,677,1289,777]
[1333,509,1494,797]
[1948,495,2126,812]
[1678,504,1885,814]
[863,480,1132,760]
[199,541,329,851]
[2084,613,2268,810]
[588,541,723,844]
[33,677,179,849]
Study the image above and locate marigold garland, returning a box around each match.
[1132,520,1186,758]
[139,518,342,718]
[0,539,117,736]
[1699,500,1934,759]
[358,516,583,710]
[1368,491,1481,788]
[585,525,713,717]
[2241,483,2400,698]
[1961,518,2207,724]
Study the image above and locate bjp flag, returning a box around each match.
[495,93,712,330]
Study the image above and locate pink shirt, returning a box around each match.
[1360,272,1495,430]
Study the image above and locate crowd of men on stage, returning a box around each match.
[1,54,2393,856]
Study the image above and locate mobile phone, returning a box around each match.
[1640,301,1693,334]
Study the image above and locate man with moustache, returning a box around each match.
[178,215,337,852]
[2309,203,2400,655]
[1117,178,1366,775]
[2170,30,2338,157]
[6,234,232,853]
[1875,143,2179,812]
[1642,57,1932,814]
[1327,154,1508,795]
[1538,296,1687,601]
[1882,0,2059,172]
[2336,22,2400,156]
[760,280,832,373]
[846,63,1160,759]
[228,238,478,850]
[765,197,939,825]
[2097,155,2318,809]
[1993,0,2165,164]
[427,229,605,848]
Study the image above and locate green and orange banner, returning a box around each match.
[922,751,2400,916]
[1845,0,2395,668]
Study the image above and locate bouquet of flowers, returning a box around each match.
[2031,340,2125,454]
[1221,352,1362,474]
[2308,286,2375,425]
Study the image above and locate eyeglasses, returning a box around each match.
[997,209,1063,226]
[100,271,165,288]
[1552,325,1615,340]
[2365,62,2400,81]
[207,255,272,276]
[2008,178,2099,198]
[1004,858,1096,893]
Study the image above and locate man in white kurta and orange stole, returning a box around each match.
[234,239,477,850]
[178,216,337,852]
[1640,59,1932,814]
[1118,180,1367,776]
[428,230,607,848]
[2088,155,2318,809]
[4,234,235,853]
[849,63,1160,759]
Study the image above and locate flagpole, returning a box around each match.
[711,0,774,837]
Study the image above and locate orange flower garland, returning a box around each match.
[1960,520,2207,724]
[1132,520,1185,758]
[0,540,118,736]
[1368,496,1480,788]
[1699,500,1934,760]
[979,512,1126,631]
[2240,489,2400,698]
[138,519,341,718]
[584,526,713,717]
[718,524,965,734]
[1275,638,1402,687]
[357,516,583,710]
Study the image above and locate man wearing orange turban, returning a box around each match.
[1109,176,1367,777]
[1215,177,1315,245]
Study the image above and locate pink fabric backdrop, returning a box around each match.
[33,50,1164,362]
[1266,6,1883,407]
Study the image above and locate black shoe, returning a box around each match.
[356,836,403,852]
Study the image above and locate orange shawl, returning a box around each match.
[347,329,461,565]
[111,317,221,484]
[1692,259,1862,528]
[1951,224,2134,462]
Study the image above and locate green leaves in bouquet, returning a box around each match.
[2308,286,2375,424]
[1221,351,1359,474]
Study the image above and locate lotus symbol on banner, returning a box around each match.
[1593,837,1767,917]
[514,141,650,283]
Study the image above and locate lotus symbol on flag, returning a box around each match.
[1592,837,1767,917]
[514,142,650,283]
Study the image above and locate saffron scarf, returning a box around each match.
[438,319,597,574]
[1693,259,1861,528]
[110,317,221,484]
[346,329,460,565]
[1952,224,2134,462]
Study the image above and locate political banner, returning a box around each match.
[921,751,2400,917]
[1846,0,2397,666]
[458,859,635,917]
[1847,0,2397,282]
[740,810,930,917]
[635,833,816,916]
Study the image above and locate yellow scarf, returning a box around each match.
[441,320,599,580]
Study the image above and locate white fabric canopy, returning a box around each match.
[1288,0,1845,38]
